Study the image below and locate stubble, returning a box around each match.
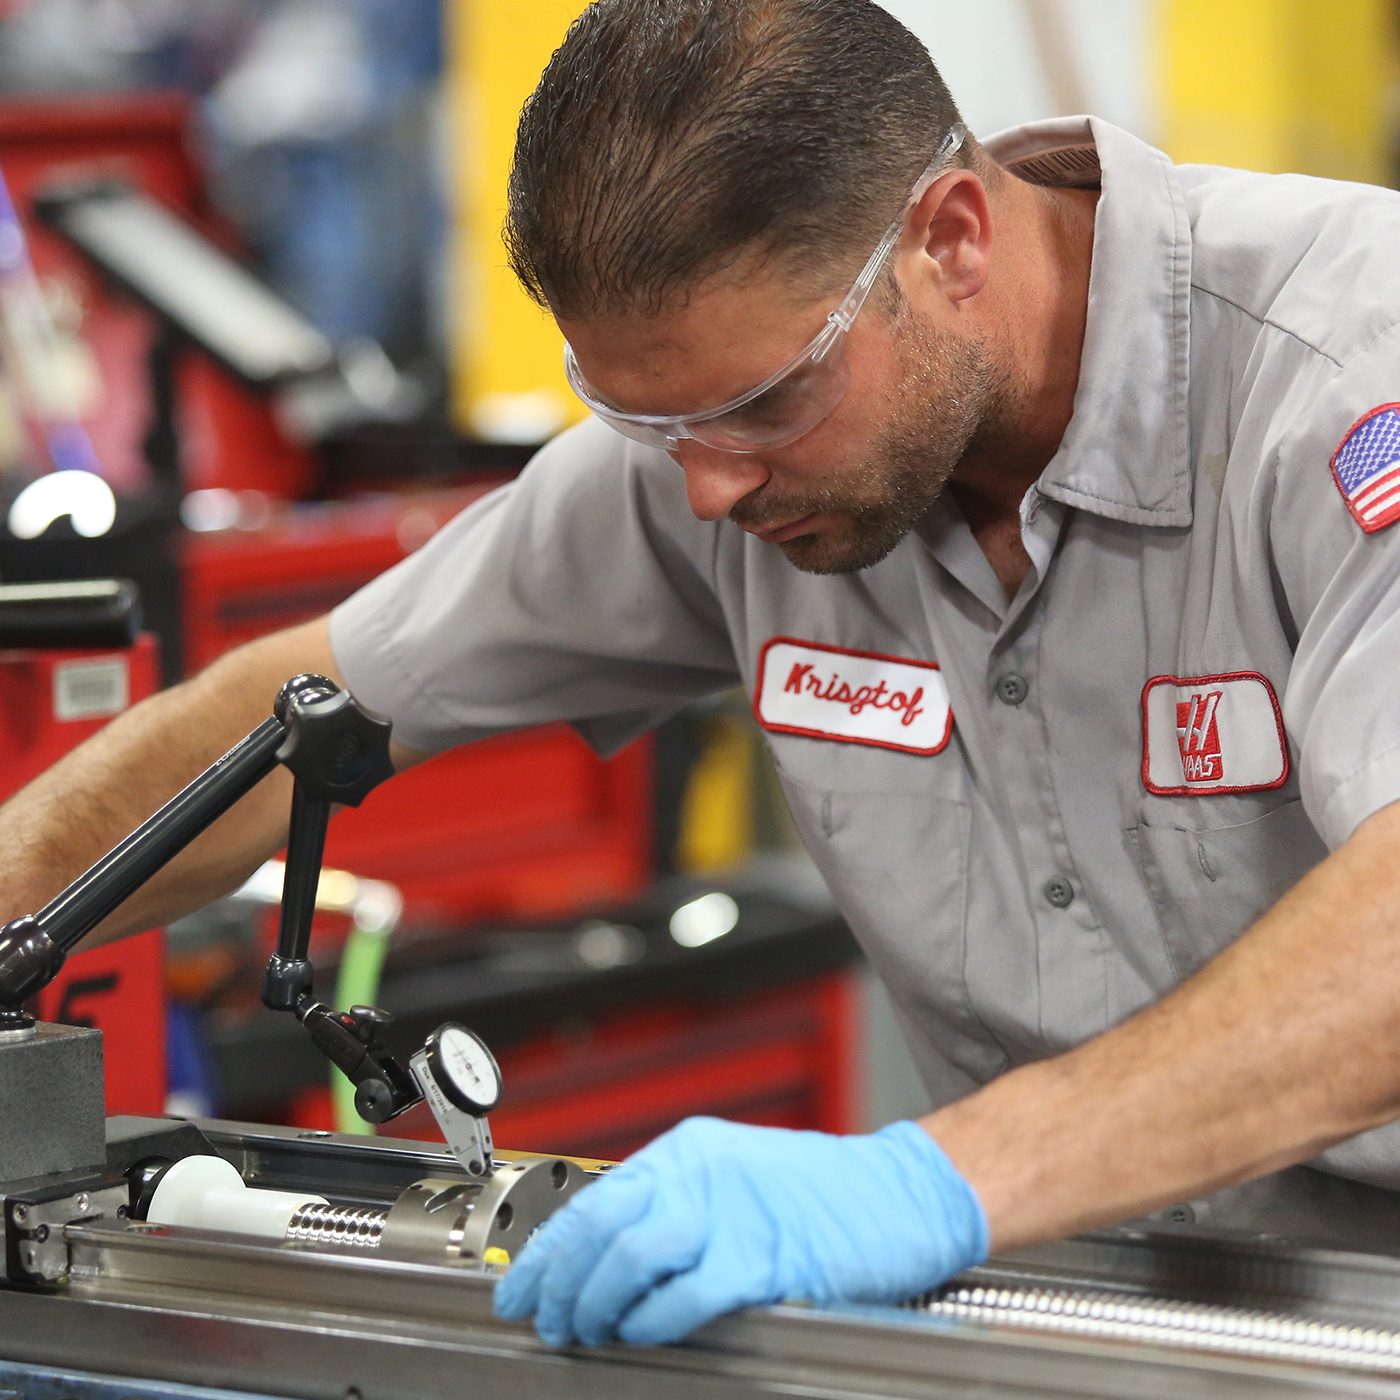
[768,307,1009,575]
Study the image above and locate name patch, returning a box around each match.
[754,637,953,755]
[1141,672,1288,796]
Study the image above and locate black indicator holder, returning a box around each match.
[0,676,424,1124]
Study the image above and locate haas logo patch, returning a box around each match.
[1175,690,1224,783]
[1142,672,1288,796]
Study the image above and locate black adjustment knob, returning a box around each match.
[345,1005,394,1045]
[354,1079,395,1123]
[275,690,394,808]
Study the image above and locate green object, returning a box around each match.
[330,923,393,1135]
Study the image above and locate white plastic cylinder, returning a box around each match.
[147,1154,329,1241]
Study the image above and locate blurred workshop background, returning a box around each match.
[0,0,1396,1158]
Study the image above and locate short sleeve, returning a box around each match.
[329,417,739,756]
[1271,323,1400,846]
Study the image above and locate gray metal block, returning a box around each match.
[0,1023,105,1183]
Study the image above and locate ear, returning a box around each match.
[900,170,992,305]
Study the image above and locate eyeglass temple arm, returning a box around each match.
[829,122,968,333]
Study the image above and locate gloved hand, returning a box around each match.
[493,1116,987,1347]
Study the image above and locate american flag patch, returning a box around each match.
[1330,403,1400,534]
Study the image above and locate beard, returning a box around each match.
[730,307,1008,575]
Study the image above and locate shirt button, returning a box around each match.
[1165,1204,1196,1225]
[1043,876,1075,909]
[995,672,1029,706]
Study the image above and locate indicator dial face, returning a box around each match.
[431,1025,501,1113]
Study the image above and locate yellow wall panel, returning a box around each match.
[447,0,590,438]
[1157,0,1393,183]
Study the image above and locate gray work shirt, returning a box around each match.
[332,117,1400,1242]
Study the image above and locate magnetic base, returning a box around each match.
[0,1022,104,1181]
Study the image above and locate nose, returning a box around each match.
[670,438,770,522]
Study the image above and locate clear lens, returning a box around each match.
[687,350,850,451]
[596,415,681,450]
[566,321,852,453]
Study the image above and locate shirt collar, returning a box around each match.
[983,116,1194,528]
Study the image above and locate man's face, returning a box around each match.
[560,263,1006,574]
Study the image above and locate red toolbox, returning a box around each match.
[180,490,654,924]
[0,596,166,1114]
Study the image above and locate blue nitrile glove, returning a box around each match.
[493,1116,987,1347]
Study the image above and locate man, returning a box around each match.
[8,0,1400,1351]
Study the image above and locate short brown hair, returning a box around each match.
[506,0,973,319]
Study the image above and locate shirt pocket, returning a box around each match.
[1127,799,1328,980]
[770,747,1009,1083]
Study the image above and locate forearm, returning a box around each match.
[0,618,341,942]
[928,800,1400,1251]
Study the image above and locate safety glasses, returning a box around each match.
[563,124,966,454]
